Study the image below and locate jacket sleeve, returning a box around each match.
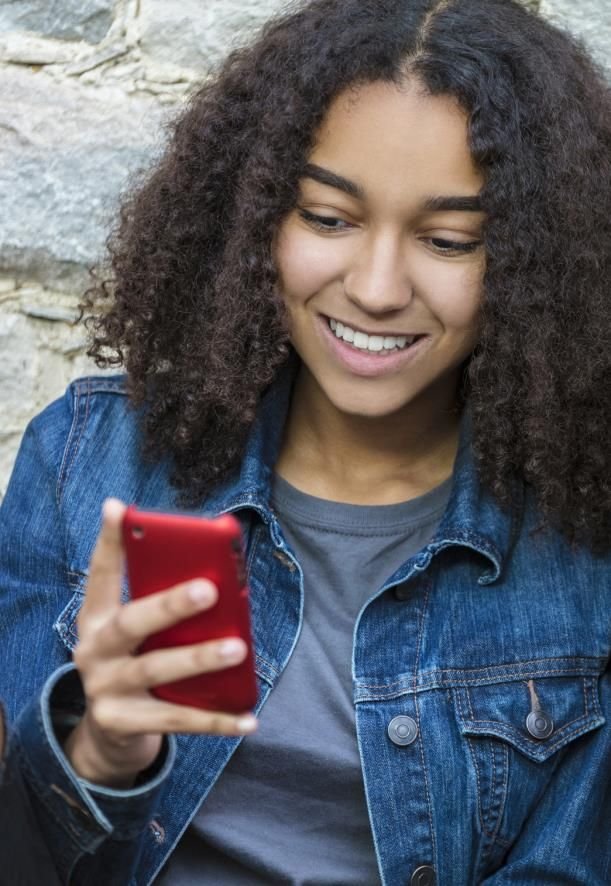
[482,669,611,885]
[0,389,176,885]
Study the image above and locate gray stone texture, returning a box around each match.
[0,65,166,291]
[0,0,609,494]
[0,0,115,45]
[137,0,289,73]
[541,0,611,73]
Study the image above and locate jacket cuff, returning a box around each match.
[14,663,176,852]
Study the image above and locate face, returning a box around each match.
[275,79,486,421]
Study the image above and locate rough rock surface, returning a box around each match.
[137,0,289,74]
[541,0,611,72]
[0,0,114,45]
[0,0,609,494]
[0,65,166,292]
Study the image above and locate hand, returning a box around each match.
[64,499,257,789]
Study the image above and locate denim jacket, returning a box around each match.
[0,367,609,886]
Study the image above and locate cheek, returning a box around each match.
[424,262,483,330]
[275,226,344,305]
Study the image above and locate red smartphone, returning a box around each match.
[122,506,257,713]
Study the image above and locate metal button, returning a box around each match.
[388,715,418,746]
[410,865,436,886]
[526,711,554,739]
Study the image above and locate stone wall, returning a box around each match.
[0,0,609,493]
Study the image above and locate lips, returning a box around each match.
[319,314,429,377]
[328,316,421,354]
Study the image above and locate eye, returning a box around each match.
[427,237,482,256]
[298,208,353,232]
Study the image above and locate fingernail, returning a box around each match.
[236,715,257,733]
[188,580,213,604]
[218,639,244,660]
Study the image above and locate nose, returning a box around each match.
[343,231,413,315]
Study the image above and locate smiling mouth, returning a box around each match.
[327,317,423,355]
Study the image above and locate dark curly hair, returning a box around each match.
[84,0,611,551]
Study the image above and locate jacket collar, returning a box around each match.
[431,410,522,584]
[200,359,521,584]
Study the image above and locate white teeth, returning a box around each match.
[328,318,416,352]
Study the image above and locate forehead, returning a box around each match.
[307,80,483,206]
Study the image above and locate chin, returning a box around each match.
[325,385,417,420]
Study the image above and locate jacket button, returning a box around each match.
[388,715,418,746]
[410,865,436,886]
[526,711,554,739]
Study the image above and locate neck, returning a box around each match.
[275,367,462,505]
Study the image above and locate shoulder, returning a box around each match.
[29,374,129,440]
[21,375,176,570]
[26,375,132,496]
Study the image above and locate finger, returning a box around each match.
[81,499,127,623]
[90,578,218,656]
[92,694,258,738]
[110,636,247,691]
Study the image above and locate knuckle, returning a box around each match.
[164,710,185,733]
[90,697,116,731]
[160,588,184,619]
[112,607,138,643]
[73,639,97,672]
[189,644,211,673]
[133,655,158,687]
[206,713,226,734]
[82,669,108,699]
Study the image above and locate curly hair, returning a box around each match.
[84,0,611,551]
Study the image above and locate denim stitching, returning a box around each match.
[254,653,279,677]
[418,655,605,678]
[71,378,92,466]
[584,675,590,715]
[246,525,281,678]
[456,688,486,837]
[59,379,91,506]
[463,712,602,758]
[357,657,602,691]
[356,663,601,694]
[56,382,82,505]
[412,575,437,864]
[465,687,496,838]
[246,523,265,575]
[17,728,98,850]
[488,740,510,847]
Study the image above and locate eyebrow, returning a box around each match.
[302,163,483,213]
[423,195,483,212]
[302,163,365,200]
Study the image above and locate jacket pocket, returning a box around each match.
[455,672,605,762]
[53,587,85,653]
[53,573,130,653]
[452,670,606,870]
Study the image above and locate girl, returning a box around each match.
[0,0,609,883]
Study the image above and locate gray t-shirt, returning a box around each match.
[156,475,451,885]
